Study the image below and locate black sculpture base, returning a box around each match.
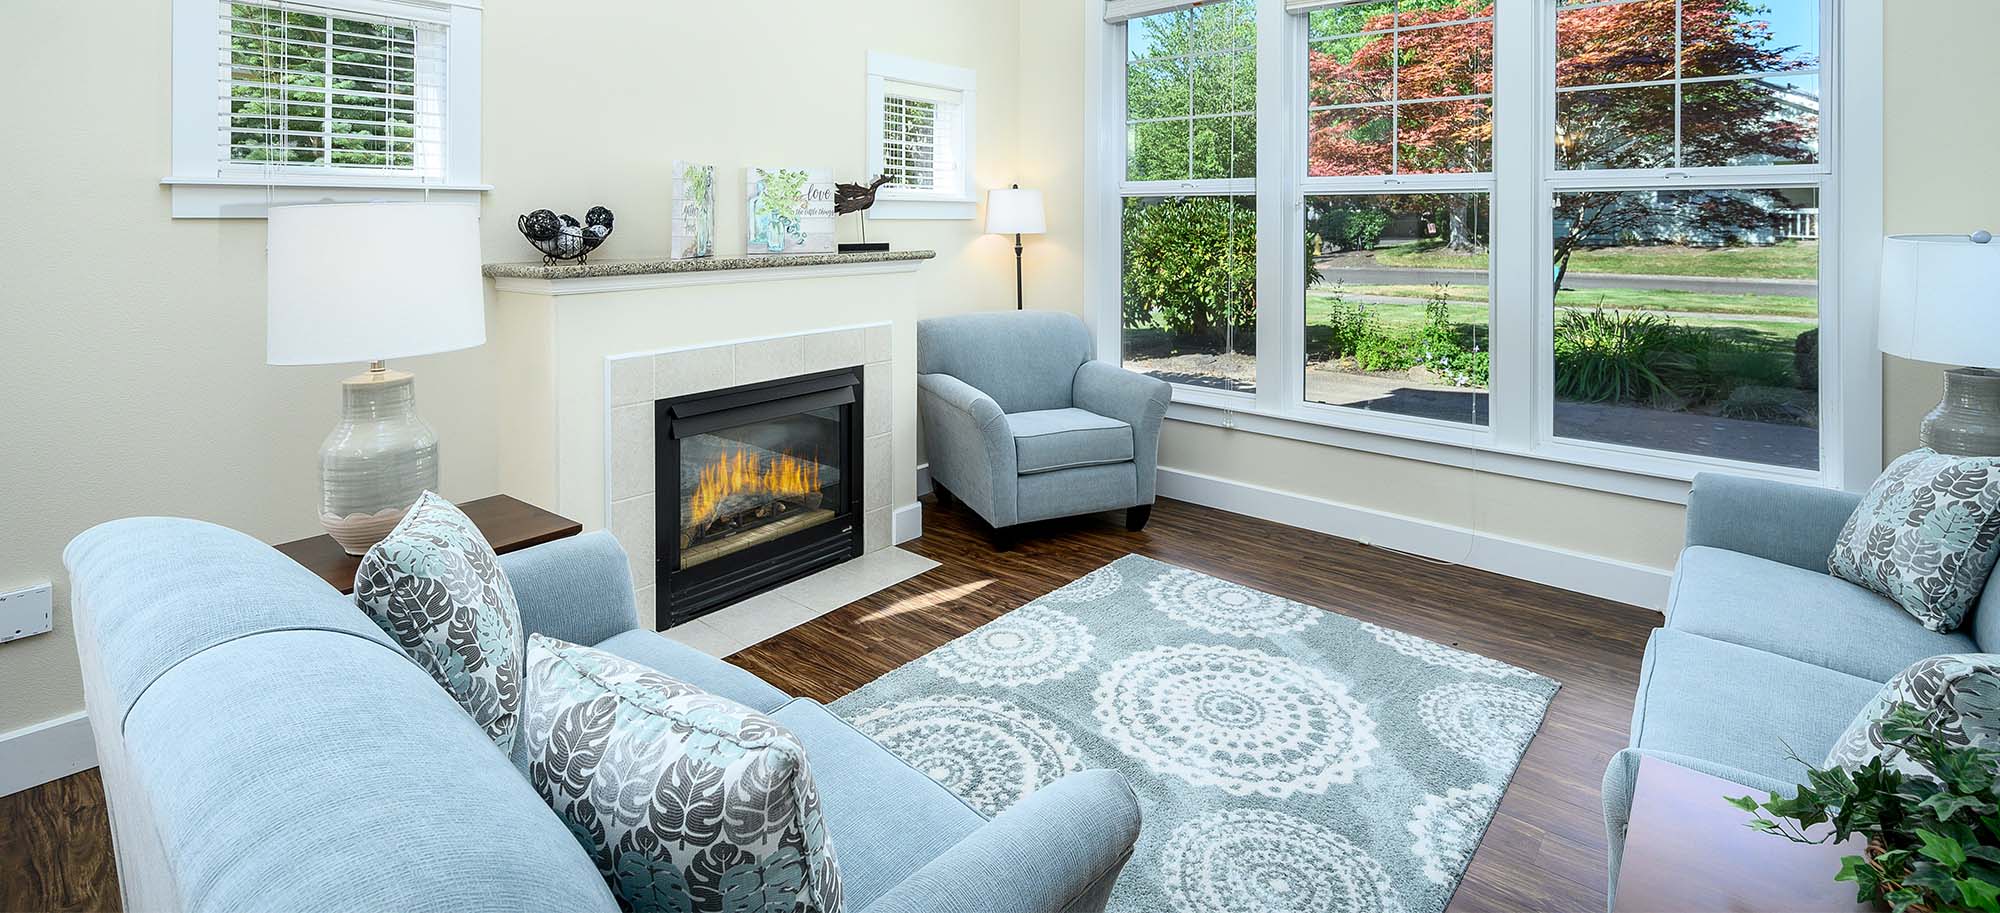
[837,242,890,253]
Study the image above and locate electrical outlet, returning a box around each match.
[0,583,53,644]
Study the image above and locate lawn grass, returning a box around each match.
[1330,283,1818,319]
[1372,239,1820,280]
[1302,291,1812,354]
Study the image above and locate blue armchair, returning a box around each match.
[917,311,1172,537]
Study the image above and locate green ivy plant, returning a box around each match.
[1728,703,2000,913]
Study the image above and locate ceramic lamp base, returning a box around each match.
[319,366,440,555]
[1920,367,2000,457]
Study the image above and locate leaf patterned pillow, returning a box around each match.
[1829,448,2000,632]
[1825,653,2000,774]
[522,635,843,913]
[355,491,524,752]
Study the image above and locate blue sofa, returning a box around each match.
[66,518,1141,913]
[917,311,1171,534]
[1602,472,2000,902]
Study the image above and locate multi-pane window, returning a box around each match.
[1302,1,1494,427]
[1126,0,1258,181]
[1555,0,1818,169]
[878,84,966,197]
[1307,1,1494,176]
[1101,0,1837,478]
[221,1,446,176]
[1120,1,1258,392]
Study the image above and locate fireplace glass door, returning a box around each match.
[657,367,863,628]
[677,407,844,569]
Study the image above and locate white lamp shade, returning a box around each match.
[267,202,485,366]
[1880,234,2000,369]
[986,188,1047,235]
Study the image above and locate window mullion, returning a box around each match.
[1255,0,1297,412]
[1489,0,1539,453]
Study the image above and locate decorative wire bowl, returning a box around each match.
[518,208,613,266]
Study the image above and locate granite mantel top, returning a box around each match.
[483,249,937,282]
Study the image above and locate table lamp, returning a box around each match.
[987,185,1046,310]
[1880,231,2000,456]
[268,201,485,554]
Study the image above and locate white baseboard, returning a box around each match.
[1157,467,1671,611]
[0,711,96,797]
[892,501,923,545]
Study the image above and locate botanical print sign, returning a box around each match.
[670,161,715,260]
[746,166,835,255]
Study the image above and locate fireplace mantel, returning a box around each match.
[484,250,935,296]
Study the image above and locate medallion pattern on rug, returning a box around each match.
[830,554,1560,913]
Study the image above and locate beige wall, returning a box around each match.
[0,1,1020,738]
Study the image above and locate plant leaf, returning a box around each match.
[1960,877,2000,913]
[1919,828,1970,870]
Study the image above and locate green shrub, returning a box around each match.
[1121,197,1258,343]
[1553,307,1697,404]
[1322,286,1488,388]
[1309,206,1392,253]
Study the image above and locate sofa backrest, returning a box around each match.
[917,311,1094,414]
[1974,567,2000,653]
[64,517,618,913]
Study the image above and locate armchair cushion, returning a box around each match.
[1009,408,1134,475]
[1667,546,1975,682]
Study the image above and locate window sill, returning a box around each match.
[867,196,978,221]
[1162,387,1823,506]
[162,176,492,219]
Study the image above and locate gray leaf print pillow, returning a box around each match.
[1829,448,2000,632]
[355,491,524,752]
[522,634,843,913]
[1825,653,2000,774]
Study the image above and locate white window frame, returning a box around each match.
[166,0,486,218]
[866,52,978,221]
[1085,0,1883,504]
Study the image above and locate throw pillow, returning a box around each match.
[522,635,843,913]
[1825,653,2000,774]
[355,491,524,752]
[1829,447,2000,632]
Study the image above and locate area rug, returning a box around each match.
[826,554,1560,913]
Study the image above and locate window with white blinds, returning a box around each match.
[866,53,977,219]
[217,0,447,177]
[880,85,963,194]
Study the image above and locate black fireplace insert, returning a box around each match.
[654,367,864,629]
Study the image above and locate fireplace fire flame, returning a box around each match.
[687,447,823,532]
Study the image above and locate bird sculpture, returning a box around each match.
[834,176,891,215]
[518,206,615,265]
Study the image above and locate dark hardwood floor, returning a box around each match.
[0,496,1659,913]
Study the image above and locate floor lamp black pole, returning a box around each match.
[1013,232,1024,310]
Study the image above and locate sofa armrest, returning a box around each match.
[1684,472,1862,573]
[918,372,1021,527]
[498,530,640,645]
[1073,360,1173,505]
[861,769,1142,913]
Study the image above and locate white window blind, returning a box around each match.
[1104,0,1208,24]
[880,82,963,197]
[218,0,447,178]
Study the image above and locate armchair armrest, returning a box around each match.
[1684,473,1861,573]
[498,530,640,645]
[861,769,1142,913]
[918,372,1021,527]
[1073,360,1172,504]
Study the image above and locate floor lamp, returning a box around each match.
[987,185,1046,309]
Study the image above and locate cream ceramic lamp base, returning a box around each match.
[320,363,439,555]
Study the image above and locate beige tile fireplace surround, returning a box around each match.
[603,325,896,629]
[490,259,930,630]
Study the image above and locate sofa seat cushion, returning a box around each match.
[1007,408,1133,475]
[1667,546,1976,682]
[594,629,790,714]
[769,699,984,910]
[1631,629,1880,785]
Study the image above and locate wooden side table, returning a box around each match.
[1614,755,1872,912]
[275,495,582,595]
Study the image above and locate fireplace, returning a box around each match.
[654,367,863,628]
